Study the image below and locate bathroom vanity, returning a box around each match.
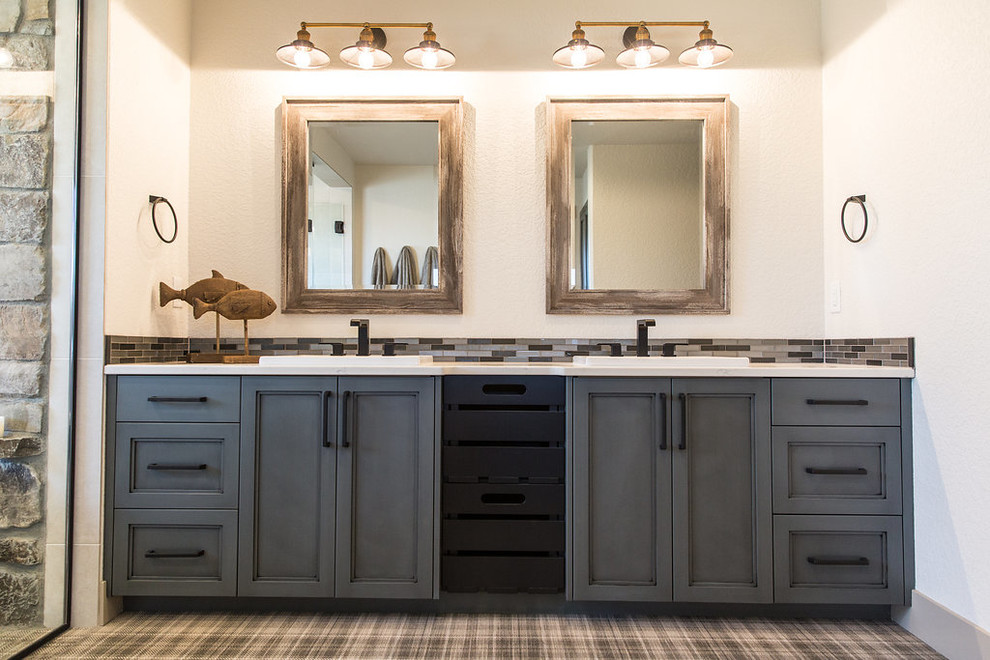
[103,361,913,610]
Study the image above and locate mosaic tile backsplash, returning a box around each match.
[106,335,914,368]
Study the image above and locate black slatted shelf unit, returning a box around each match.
[441,376,566,593]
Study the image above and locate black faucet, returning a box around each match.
[383,342,407,357]
[636,319,656,357]
[661,342,689,357]
[597,342,622,357]
[350,319,370,356]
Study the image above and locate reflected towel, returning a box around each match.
[391,246,418,289]
[371,247,390,290]
[420,246,439,289]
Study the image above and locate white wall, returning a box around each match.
[823,0,990,634]
[104,0,191,336]
[355,165,438,288]
[174,0,824,340]
[588,143,701,289]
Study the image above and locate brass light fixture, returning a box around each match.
[276,21,455,70]
[554,20,732,69]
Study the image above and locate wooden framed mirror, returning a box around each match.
[282,98,463,313]
[546,96,728,314]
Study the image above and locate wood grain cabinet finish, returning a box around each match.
[571,378,772,603]
[238,377,337,597]
[334,377,436,600]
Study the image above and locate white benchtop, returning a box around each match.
[105,361,914,378]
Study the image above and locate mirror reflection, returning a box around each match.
[308,121,440,290]
[571,120,704,291]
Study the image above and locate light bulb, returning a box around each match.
[421,49,439,69]
[570,48,587,68]
[634,49,651,69]
[0,47,12,69]
[293,48,312,68]
[697,48,715,68]
[358,50,375,70]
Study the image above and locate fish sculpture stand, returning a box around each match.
[160,270,247,356]
[190,289,278,363]
[158,271,276,363]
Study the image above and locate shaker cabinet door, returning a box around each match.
[335,377,436,599]
[238,377,337,597]
[571,378,673,601]
[671,378,772,603]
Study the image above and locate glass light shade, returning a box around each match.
[340,43,392,69]
[0,47,13,69]
[615,41,670,69]
[275,38,331,69]
[404,41,456,69]
[552,39,605,69]
[678,41,733,68]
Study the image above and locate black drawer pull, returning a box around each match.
[481,384,527,396]
[678,393,688,451]
[144,549,206,559]
[805,467,868,476]
[146,463,208,471]
[807,555,870,566]
[481,493,526,505]
[805,399,869,406]
[147,396,208,403]
[658,393,667,451]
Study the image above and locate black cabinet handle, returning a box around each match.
[146,463,207,471]
[481,493,526,505]
[678,393,687,450]
[341,391,352,448]
[144,549,205,559]
[805,467,868,476]
[658,393,667,450]
[147,396,208,403]
[805,399,869,406]
[807,556,870,566]
[321,391,333,447]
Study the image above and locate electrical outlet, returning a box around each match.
[829,280,841,313]
[172,276,183,308]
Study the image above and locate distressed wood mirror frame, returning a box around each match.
[546,96,729,314]
[282,97,463,313]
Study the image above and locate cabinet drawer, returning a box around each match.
[443,520,564,553]
[772,379,900,426]
[114,423,239,509]
[444,375,564,407]
[443,446,564,481]
[111,509,237,596]
[443,483,564,516]
[774,515,904,604]
[116,376,240,423]
[772,427,901,515]
[442,556,564,593]
[443,410,564,445]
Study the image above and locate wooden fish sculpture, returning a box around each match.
[159,270,247,307]
[193,289,277,321]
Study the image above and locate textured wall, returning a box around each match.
[0,0,53,628]
[101,0,826,341]
[103,0,191,337]
[822,0,990,633]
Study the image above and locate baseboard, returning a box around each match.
[894,590,990,659]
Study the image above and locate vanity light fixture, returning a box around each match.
[276,21,455,70]
[554,20,732,69]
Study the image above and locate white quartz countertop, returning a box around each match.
[105,361,914,378]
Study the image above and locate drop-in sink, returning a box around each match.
[572,356,750,368]
[258,355,434,366]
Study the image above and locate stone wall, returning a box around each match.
[0,0,53,627]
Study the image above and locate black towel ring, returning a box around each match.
[149,195,178,244]
[841,195,868,243]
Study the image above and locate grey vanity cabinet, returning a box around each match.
[239,376,437,599]
[238,377,337,597]
[571,378,771,603]
[334,377,436,599]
